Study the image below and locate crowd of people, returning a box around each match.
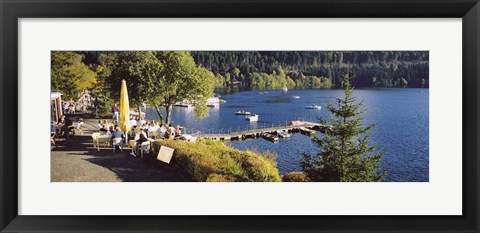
[52,100,187,155]
[95,115,184,154]
[127,115,183,140]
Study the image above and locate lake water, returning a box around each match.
[146,88,429,182]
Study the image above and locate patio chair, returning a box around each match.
[138,141,151,158]
[91,132,100,150]
[112,137,123,152]
[97,136,112,150]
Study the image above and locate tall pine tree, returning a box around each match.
[301,73,386,182]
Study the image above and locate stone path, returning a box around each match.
[50,114,184,182]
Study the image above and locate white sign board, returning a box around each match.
[157,146,174,164]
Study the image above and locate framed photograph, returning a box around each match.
[1,0,479,232]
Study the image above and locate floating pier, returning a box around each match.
[197,121,331,142]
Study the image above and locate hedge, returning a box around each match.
[152,139,281,182]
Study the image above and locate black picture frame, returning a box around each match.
[1,0,479,232]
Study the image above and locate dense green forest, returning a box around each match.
[190,51,428,89]
[76,51,428,90]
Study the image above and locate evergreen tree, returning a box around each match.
[301,73,386,182]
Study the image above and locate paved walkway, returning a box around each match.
[51,113,184,182]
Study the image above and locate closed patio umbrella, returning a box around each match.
[119,80,130,134]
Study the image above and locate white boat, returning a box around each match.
[276,130,291,138]
[206,97,220,104]
[129,110,146,117]
[174,100,191,107]
[174,103,191,107]
[292,96,300,99]
[175,97,222,108]
[235,111,252,115]
[245,114,259,122]
[282,86,288,92]
[305,104,321,110]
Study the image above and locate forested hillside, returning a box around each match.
[190,51,429,89]
[76,51,428,90]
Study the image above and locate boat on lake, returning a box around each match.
[282,86,288,92]
[262,133,279,142]
[292,96,300,99]
[174,103,191,107]
[206,97,220,104]
[276,130,291,138]
[245,114,259,122]
[129,110,146,118]
[305,104,321,110]
[235,111,252,115]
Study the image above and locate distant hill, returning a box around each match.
[190,51,429,89]
[76,51,429,89]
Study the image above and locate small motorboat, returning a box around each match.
[292,96,300,99]
[282,86,288,92]
[235,111,252,115]
[305,104,321,110]
[245,114,259,122]
[174,103,191,107]
[276,130,291,138]
[262,133,279,142]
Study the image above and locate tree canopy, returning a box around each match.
[154,51,215,124]
[51,51,97,100]
[99,51,214,125]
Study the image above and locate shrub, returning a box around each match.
[282,171,309,182]
[152,139,281,182]
[206,174,233,182]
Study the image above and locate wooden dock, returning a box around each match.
[197,121,331,141]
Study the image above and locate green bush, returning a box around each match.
[282,171,309,182]
[152,139,281,182]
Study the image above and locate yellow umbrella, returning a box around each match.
[119,80,130,133]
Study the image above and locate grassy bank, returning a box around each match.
[152,139,281,182]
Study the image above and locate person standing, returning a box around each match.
[70,102,76,113]
[112,103,119,123]
[63,102,69,114]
